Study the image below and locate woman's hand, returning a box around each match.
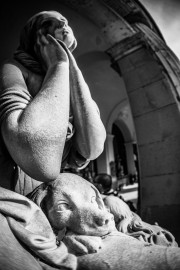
[35,32,69,70]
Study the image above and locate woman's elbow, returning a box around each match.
[87,133,106,160]
[91,127,106,157]
[17,155,61,182]
[90,144,105,160]
[14,141,62,182]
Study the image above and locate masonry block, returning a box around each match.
[129,78,175,117]
[138,136,180,177]
[141,174,180,206]
[118,50,164,92]
[134,104,180,145]
[119,47,157,73]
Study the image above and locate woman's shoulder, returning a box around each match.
[0,58,29,87]
[1,58,28,75]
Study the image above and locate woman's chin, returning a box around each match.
[63,35,75,49]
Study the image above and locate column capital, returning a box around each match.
[106,32,144,62]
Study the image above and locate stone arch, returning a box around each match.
[107,101,138,182]
[60,0,180,243]
[106,100,136,143]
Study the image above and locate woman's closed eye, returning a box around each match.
[41,20,53,29]
[58,20,67,29]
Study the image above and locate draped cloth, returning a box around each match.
[124,213,178,247]
[104,195,178,247]
[1,185,180,270]
[0,186,77,269]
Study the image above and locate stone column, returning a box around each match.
[106,30,180,244]
[96,133,117,189]
[125,141,136,176]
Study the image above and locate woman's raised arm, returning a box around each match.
[1,36,70,182]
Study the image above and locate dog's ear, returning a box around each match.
[27,183,49,208]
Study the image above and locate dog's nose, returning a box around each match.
[94,214,114,227]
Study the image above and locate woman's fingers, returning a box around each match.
[37,30,49,45]
[36,32,69,68]
[46,33,60,45]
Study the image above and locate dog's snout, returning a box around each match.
[94,214,114,227]
[96,217,108,226]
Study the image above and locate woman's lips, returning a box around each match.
[63,31,70,38]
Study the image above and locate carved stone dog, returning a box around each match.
[27,173,116,255]
[27,172,177,256]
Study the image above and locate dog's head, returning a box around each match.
[28,173,115,236]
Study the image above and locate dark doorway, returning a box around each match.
[112,123,128,177]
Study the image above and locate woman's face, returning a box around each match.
[39,14,75,49]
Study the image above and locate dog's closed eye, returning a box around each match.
[56,201,71,212]
[91,186,105,210]
[91,195,103,210]
[91,196,96,203]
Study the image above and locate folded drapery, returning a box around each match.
[125,213,178,247]
[1,186,180,270]
[0,186,77,269]
[104,195,178,247]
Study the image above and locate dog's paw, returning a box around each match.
[63,233,102,255]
